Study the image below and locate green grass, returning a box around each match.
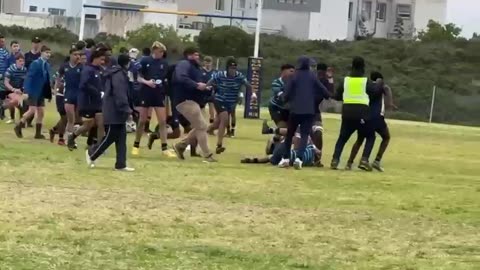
[0,105,479,270]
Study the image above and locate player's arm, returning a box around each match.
[137,58,155,88]
[4,70,15,92]
[175,61,205,90]
[383,84,397,110]
[334,78,344,101]
[315,77,331,100]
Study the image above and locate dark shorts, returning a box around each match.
[27,96,45,107]
[79,109,101,119]
[64,95,77,105]
[214,101,236,114]
[139,88,165,108]
[268,104,289,125]
[56,95,66,116]
[372,116,388,136]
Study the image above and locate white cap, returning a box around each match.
[129,48,139,59]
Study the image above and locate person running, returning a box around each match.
[67,48,106,150]
[132,41,175,157]
[330,57,384,171]
[3,53,27,123]
[172,47,216,162]
[0,34,9,120]
[50,48,82,146]
[86,54,135,171]
[262,64,295,136]
[207,58,252,154]
[14,45,52,139]
[277,56,330,170]
[346,71,397,172]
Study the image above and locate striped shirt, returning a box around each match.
[290,145,317,166]
[213,71,248,104]
[4,63,27,89]
[0,47,10,76]
[269,77,285,109]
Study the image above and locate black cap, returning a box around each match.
[32,37,41,43]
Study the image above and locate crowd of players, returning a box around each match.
[0,34,394,172]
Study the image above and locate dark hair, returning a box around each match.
[370,71,384,81]
[96,42,112,51]
[281,64,295,71]
[41,45,51,52]
[316,63,328,71]
[69,48,80,54]
[119,47,129,54]
[226,57,237,69]
[117,54,130,68]
[352,56,365,73]
[76,41,86,50]
[183,47,199,57]
[85,38,96,49]
[90,48,107,62]
[142,47,151,56]
[0,34,5,39]
[10,40,19,46]
[15,53,25,60]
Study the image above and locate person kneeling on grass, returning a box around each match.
[241,136,322,169]
[85,54,135,172]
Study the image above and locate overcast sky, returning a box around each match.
[447,0,480,38]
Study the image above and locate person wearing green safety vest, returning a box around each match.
[331,56,384,171]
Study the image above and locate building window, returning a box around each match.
[215,0,225,11]
[85,14,97,19]
[362,1,372,20]
[348,1,353,21]
[29,5,37,12]
[376,2,387,21]
[397,4,411,19]
[278,0,308,4]
[48,8,66,16]
[238,0,246,8]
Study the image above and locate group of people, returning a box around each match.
[0,35,256,171]
[248,56,395,171]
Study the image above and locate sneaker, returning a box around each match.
[34,134,46,140]
[293,158,303,170]
[173,143,187,160]
[131,147,140,156]
[261,120,271,134]
[203,154,218,163]
[6,119,14,124]
[216,146,226,154]
[162,149,177,158]
[85,150,95,168]
[49,129,55,143]
[14,124,23,138]
[278,158,290,168]
[67,134,77,151]
[358,160,373,172]
[58,139,66,146]
[330,159,339,170]
[147,133,157,150]
[345,162,353,171]
[230,129,236,138]
[372,160,385,172]
[115,167,135,172]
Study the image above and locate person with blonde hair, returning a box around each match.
[132,41,175,157]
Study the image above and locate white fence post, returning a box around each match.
[429,85,436,123]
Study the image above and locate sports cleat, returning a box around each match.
[49,129,55,143]
[58,139,66,146]
[85,150,95,168]
[293,158,303,170]
[173,143,186,160]
[358,160,373,172]
[203,154,218,163]
[67,134,77,151]
[261,120,271,134]
[147,133,157,150]
[6,119,14,124]
[330,159,339,170]
[131,147,140,156]
[345,162,353,171]
[230,129,236,138]
[115,167,135,172]
[372,160,385,172]
[14,124,23,138]
[162,149,177,158]
[278,158,290,168]
[34,134,46,140]
[216,146,226,154]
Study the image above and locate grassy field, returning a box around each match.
[0,105,479,270]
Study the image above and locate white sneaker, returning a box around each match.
[115,167,135,172]
[85,150,95,168]
[6,119,14,124]
[278,158,290,168]
[293,158,303,170]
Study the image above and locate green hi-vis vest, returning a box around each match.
[343,77,369,105]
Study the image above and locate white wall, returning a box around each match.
[143,0,178,29]
[262,9,310,40]
[414,0,447,32]
[308,0,350,41]
[21,0,101,18]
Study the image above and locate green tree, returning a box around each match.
[197,26,254,57]
[418,20,462,42]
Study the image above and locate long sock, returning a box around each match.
[134,141,140,148]
[144,120,151,132]
[35,123,42,136]
[376,138,390,162]
[161,143,167,151]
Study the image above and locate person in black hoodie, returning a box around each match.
[67,48,107,150]
[86,54,134,171]
[279,56,331,170]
